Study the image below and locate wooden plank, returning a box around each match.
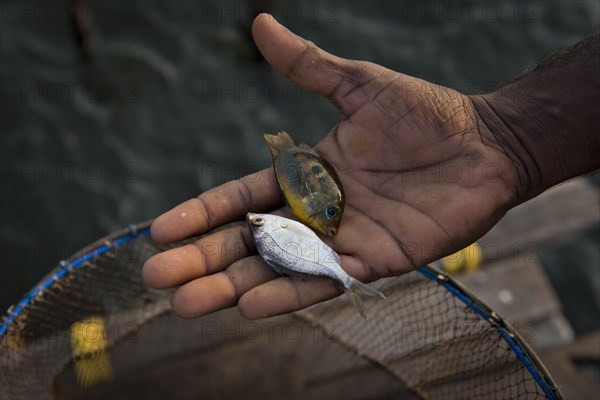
[457,257,574,350]
[537,330,600,400]
[479,179,599,262]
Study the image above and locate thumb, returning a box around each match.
[252,14,371,114]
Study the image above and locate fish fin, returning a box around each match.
[299,142,323,158]
[264,259,290,277]
[346,279,385,320]
[264,131,295,157]
[347,290,367,320]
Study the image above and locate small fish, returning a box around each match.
[264,131,344,237]
[247,212,384,318]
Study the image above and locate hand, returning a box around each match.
[142,14,519,319]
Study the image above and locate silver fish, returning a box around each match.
[246,213,384,318]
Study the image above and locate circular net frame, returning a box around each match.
[0,222,562,399]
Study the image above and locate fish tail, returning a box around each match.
[263,131,295,157]
[346,279,385,320]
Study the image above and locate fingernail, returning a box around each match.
[254,12,274,23]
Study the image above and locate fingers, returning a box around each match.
[143,224,255,289]
[151,168,282,244]
[169,264,333,319]
[238,255,369,319]
[171,256,278,318]
[252,14,373,115]
[170,254,371,320]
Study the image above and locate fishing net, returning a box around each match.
[0,221,562,399]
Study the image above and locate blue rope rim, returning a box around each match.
[418,266,562,400]
[0,222,151,337]
[0,228,561,399]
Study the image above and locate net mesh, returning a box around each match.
[0,222,561,399]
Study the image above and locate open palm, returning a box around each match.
[143,15,519,319]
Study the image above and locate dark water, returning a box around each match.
[1,1,598,325]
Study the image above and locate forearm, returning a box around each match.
[470,33,600,203]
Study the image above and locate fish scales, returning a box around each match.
[256,228,341,280]
[264,131,345,237]
[247,213,384,318]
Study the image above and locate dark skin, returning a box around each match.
[143,15,600,319]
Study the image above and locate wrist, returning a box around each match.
[472,78,599,204]
[469,91,544,204]
[470,35,600,204]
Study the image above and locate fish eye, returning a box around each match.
[251,217,265,227]
[325,207,337,219]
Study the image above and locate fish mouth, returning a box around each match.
[327,227,337,237]
[306,214,326,236]
[246,213,257,227]
[246,213,266,228]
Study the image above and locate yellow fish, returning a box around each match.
[264,131,344,237]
